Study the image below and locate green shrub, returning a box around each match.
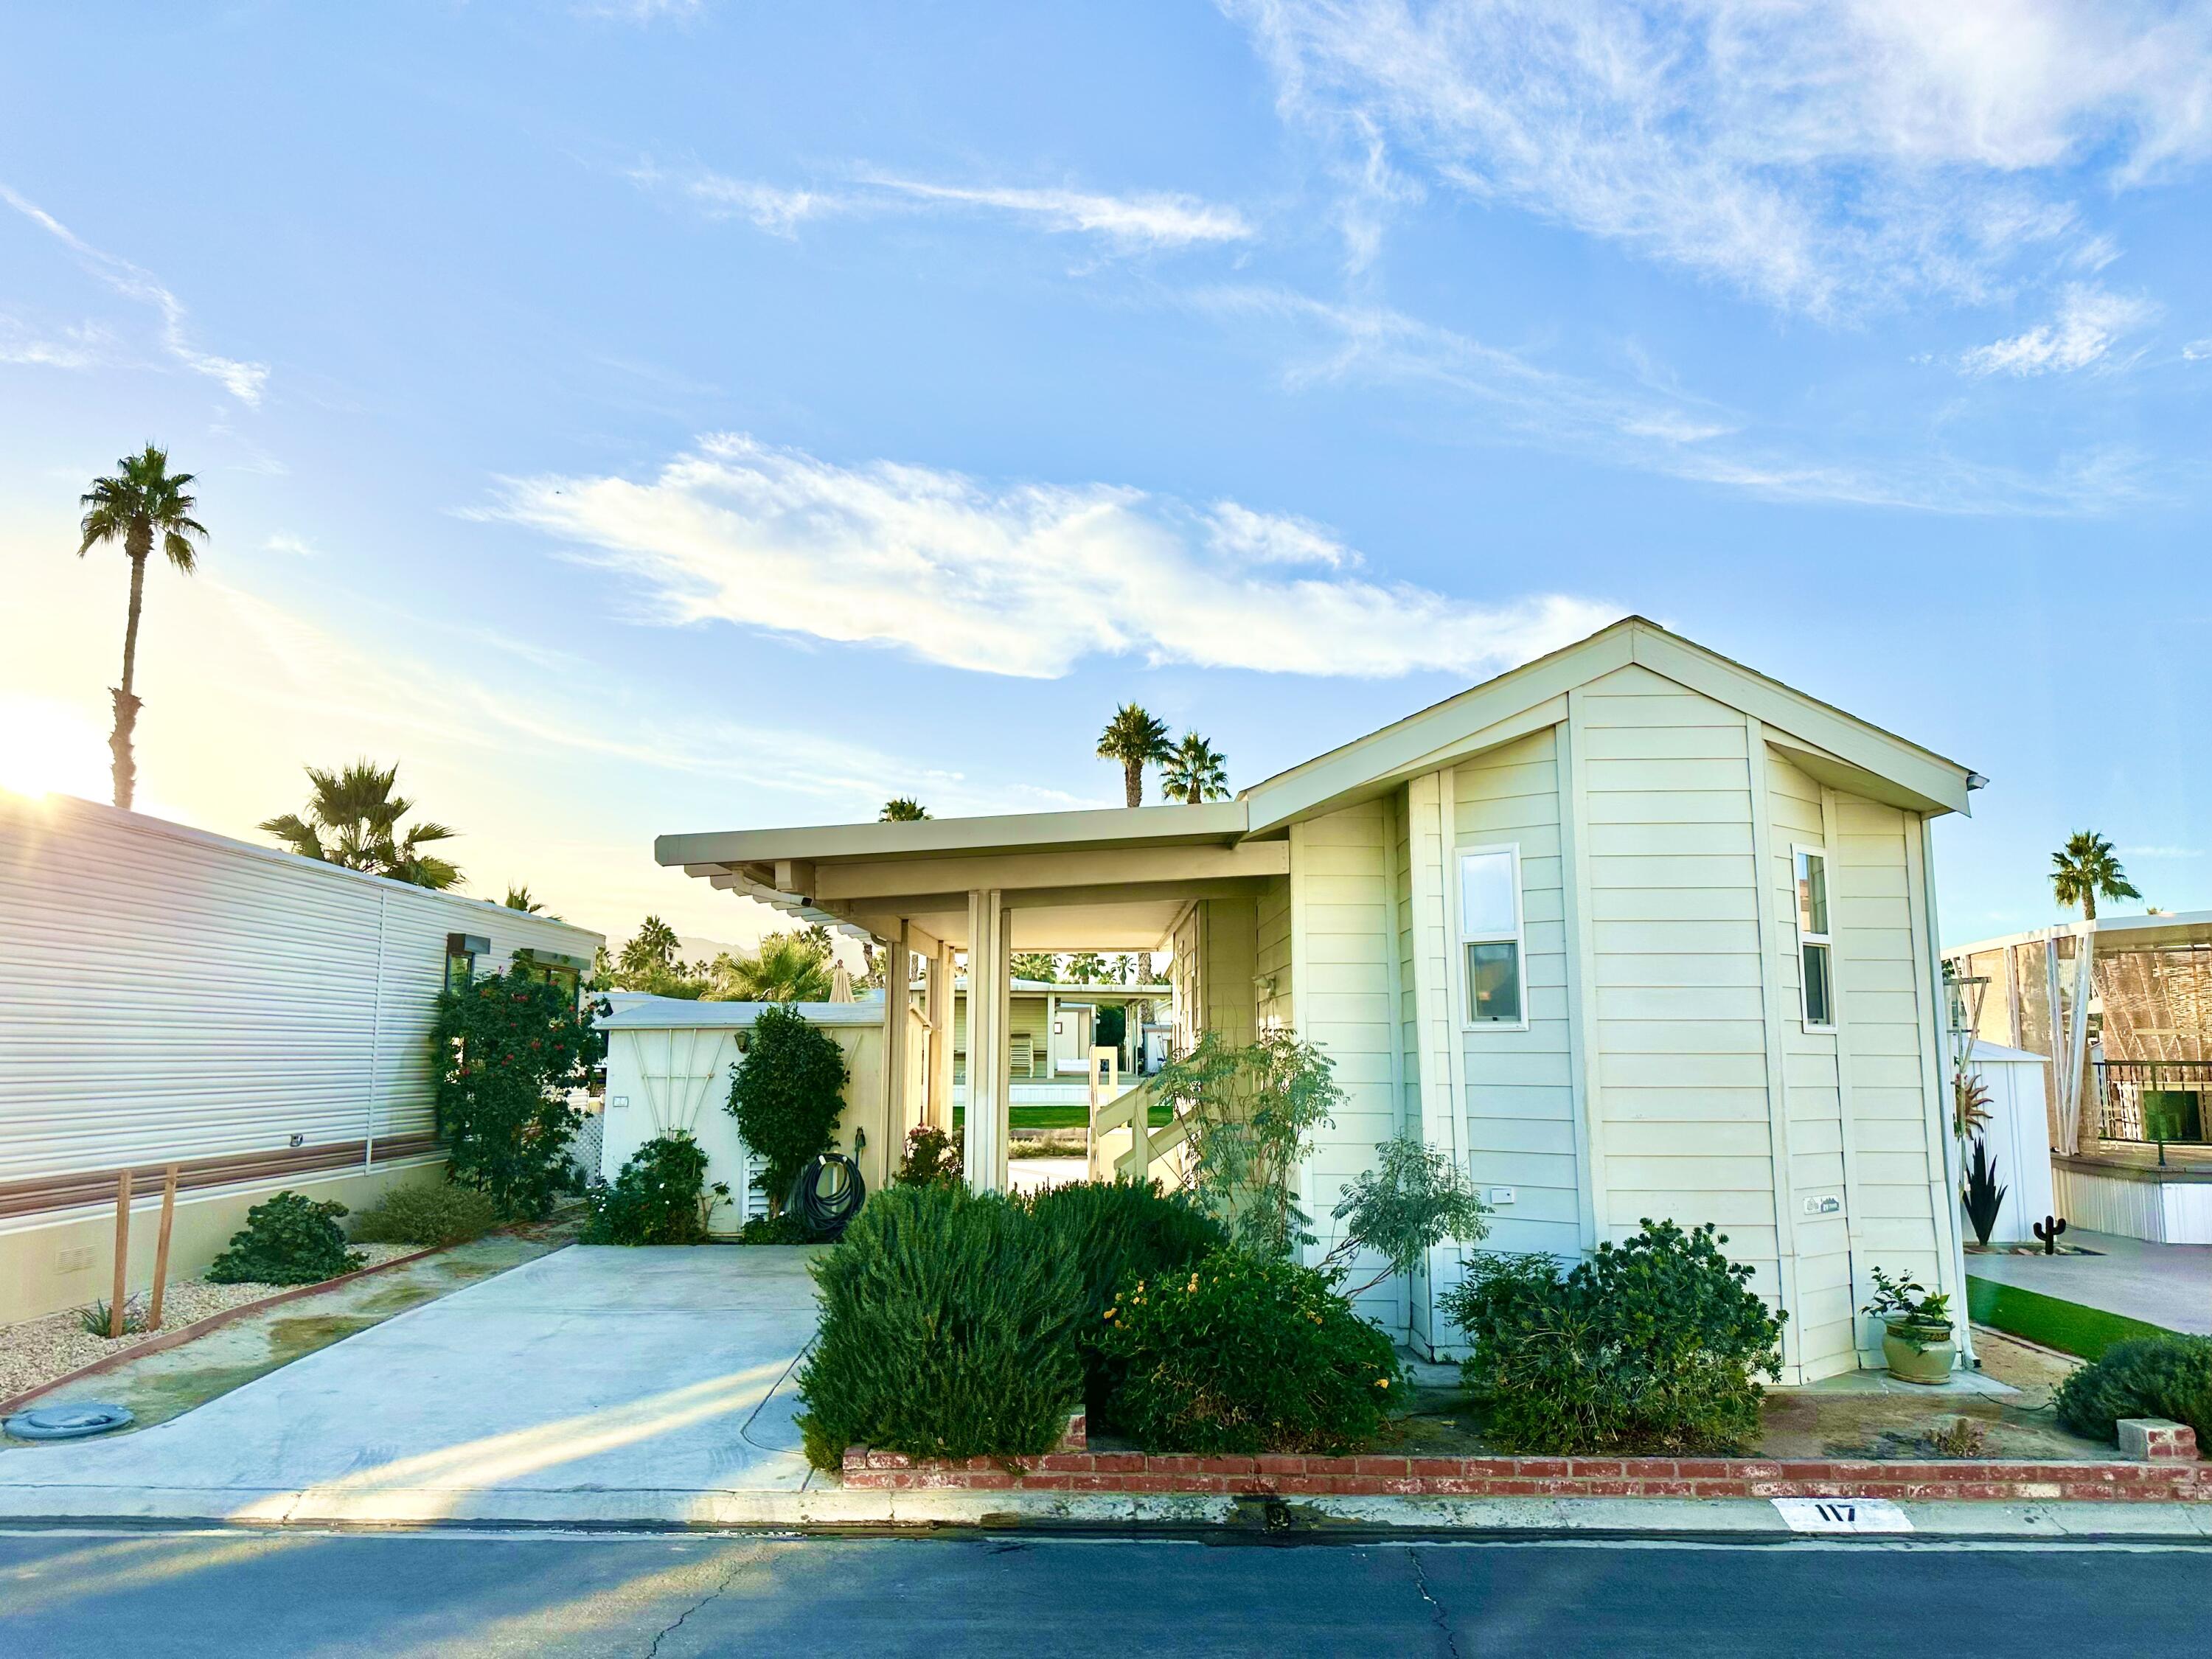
[726,1005,848,1211]
[894,1124,962,1188]
[1158,1028,1343,1259]
[1024,1180,1226,1420]
[1098,1245,1402,1455]
[206,1192,364,1285]
[1441,1219,1785,1455]
[2053,1334,2212,1445]
[582,1132,723,1245]
[349,1180,501,1248]
[431,966,600,1220]
[737,1211,813,1245]
[796,1184,1084,1470]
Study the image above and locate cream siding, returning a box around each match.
[1291,802,1402,1327]
[1255,874,1293,1029]
[1452,729,1582,1259]
[1576,665,1784,1305]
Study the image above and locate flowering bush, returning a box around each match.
[583,1132,723,1245]
[1096,1245,1402,1454]
[431,965,601,1220]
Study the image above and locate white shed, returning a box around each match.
[0,790,601,1324]
[1963,1039,2055,1245]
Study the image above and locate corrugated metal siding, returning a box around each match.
[0,793,601,1194]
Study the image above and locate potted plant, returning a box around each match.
[1863,1268,1956,1384]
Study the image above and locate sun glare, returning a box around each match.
[0,698,113,802]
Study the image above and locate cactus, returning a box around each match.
[2033,1215,2068,1255]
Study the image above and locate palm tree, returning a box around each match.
[1162,732,1230,804]
[2050,831,2140,921]
[1012,953,1061,982]
[710,931,833,1001]
[77,445,209,810]
[1097,704,1171,810]
[1065,950,1107,984]
[880,796,931,821]
[503,886,543,913]
[260,760,461,889]
[619,915,683,980]
[1110,953,1135,984]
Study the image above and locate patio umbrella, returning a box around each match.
[829,961,853,1002]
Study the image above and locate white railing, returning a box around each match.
[1085,1048,1192,1186]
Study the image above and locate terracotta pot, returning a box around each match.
[1882,1320,1957,1385]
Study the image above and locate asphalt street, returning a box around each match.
[1,1529,2205,1657]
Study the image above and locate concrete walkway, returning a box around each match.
[1969,1230,2212,1335]
[0,1245,827,1525]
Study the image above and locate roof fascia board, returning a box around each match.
[1629,628,1972,816]
[657,800,1249,870]
[813,841,1289,902]
[1242,639,1630,834]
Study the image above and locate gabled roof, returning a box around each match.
[1239,616,1980,831]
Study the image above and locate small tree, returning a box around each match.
[1155,1027,1343,1259]
[431,964,599,1218]
[1324,1131,1491,1294]
[727,1004,849,1210]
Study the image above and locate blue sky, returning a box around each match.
[4,1,2210,950]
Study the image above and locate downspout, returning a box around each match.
[366,888,389,1171]
[1920,815,1975,1369]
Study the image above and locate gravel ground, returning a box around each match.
[0,1242,417,1405]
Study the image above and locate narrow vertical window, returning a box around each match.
[1795,847,1834,1029]
[1458,846,1524,1025]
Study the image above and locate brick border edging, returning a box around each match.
[0,1242,451,1419]
[841,1447,2210,1503]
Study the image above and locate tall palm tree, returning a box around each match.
[880,796,931,821]
[710,931,834,1002]
[2050,831,2140,921]
[260,760,461,889]
[1097,704,1171,810]
[77,445,209,810]
[619,915,683,979]
[503,885,544,913]
[1162,731,1230,804]
[1110,953,1135,984]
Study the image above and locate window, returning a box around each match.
[1458,846,1524,1026]
[1794,847,1834,1029]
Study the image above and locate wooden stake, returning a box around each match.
[147,1164,179,1331]
[109,1169,133,1338]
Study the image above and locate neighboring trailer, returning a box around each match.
[0,790,601,1325]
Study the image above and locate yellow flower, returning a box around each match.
[1374,1378,1389,1389]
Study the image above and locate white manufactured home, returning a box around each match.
[657,619,1980,1382]
[0,790,601,1325]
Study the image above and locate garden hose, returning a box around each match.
[787,1152,866,1240]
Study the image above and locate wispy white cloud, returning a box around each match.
[1197,283,2147,514]
[475,434,1621,679]
[0,182,268,403]
[1226,0,2212,316]
[2121,844,2203,859]
[577,0,702,21]
[262,533,321,558]
[2183,338,2212,361]
[1960,283,2160,375]
[0,313,114,370]
[633,164,1253,251]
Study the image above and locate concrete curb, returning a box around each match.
[0,1482,2208,1540]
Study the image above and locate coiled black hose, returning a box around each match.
[786,1152,866,1240]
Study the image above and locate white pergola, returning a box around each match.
[657,802,1285,1190]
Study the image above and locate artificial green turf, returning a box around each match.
[950,1102,1174,1132]
[1966,1275,2180,1361]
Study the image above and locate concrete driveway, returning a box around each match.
[0,1245,826,1525]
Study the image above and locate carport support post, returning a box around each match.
[928,940,955,1131]
[964,889,1009,1193]
[880,921,911,1180]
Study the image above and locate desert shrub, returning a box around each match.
[1158,1027,1343,1259]
[432,966,601,1220]
[1099,1246,1401,1454]
[796,1184,1083,1470]
[726,1005,848,1210]
[737,1211,813,1245]
[2053,1334,2212,1445]
[582,1132,723,1245]
[78,1296,149,1337]
[1442,1219,1785,1455]
[894,1124,962,1188]
[1025,1180,1228,1419]
[349,1180,501,1248]
[206,1191,364,1285]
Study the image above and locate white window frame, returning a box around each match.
[1792,842,1837,1034]
[1453,841,1528,1032]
